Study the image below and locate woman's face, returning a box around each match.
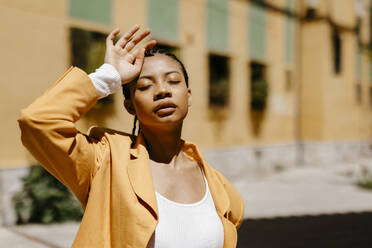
[124,54,191,128]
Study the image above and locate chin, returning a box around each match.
[157,116,184,123]
[153,113,187,125]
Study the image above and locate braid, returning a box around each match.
[131,115,138,147]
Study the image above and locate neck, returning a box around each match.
[140,123,183,165]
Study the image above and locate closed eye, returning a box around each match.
[168,81,180,84]
[138,85,151,91]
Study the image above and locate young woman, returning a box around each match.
[18,24,244,248]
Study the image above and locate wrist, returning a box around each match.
[88,63,122,99]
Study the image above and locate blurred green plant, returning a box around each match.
[210,78,229,107]
[70,27,114,108]
[356,165,372,191]
[12,165,83,224]
[273,163,286,173]
[357,178,372,191]
[251,79,268,111]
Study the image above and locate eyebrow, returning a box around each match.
[138,71,181,80]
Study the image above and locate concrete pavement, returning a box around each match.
[236,161,372,218]
[1,222,79,248]
[1,162,372,247]
[0,226,49,248]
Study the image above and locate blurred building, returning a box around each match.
[1,0,372,225]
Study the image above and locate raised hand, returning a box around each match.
[104,24,156,85]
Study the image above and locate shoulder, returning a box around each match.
[87,126,133,158]
[88,126,132,142]
[213,168,245,229]
[86,126,133,175]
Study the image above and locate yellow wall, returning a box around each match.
[2,0,372,169]
[0,0,68,168]
[299,0,372,142]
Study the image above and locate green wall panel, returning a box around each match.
[207,0,229,52]
[285,18,295,64]
[249,4,266,60]
[147,0,179,42]
[69,0,111,25]
[286,0,296,11]
[285,0,296,65]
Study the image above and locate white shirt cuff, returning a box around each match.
[88,63,122,99]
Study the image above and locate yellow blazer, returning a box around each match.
[18,67,245,248]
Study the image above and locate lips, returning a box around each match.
[154,100,177,116]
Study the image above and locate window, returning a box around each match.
[69,0,111,25]
[207,0,229,52]
[208,54,230,107]
[250,62,267,111]
[305,0,318,19]
[70,27,113,106]
[356,46,362,82]
[285,69,293,91]
[250,62,267,137]
[370,8,372,50]
[249,3,266,60]
[333,30,342,74]
[285,18,296,65]
[148,0,179,42]
[285,0,296,65]
[356,83,362,104]
[370,58,372,83]
[305,8,316,19]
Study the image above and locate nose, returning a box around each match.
[154,81,172,101]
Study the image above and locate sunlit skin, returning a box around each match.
[126,54,191,127]
[105,24,196,169]
[124,54,193,165]
[104,24,206,203]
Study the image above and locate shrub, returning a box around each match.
[357,177,372,191]
[356,165,372,191]
[12,165,83,224]
[251,79,268,111]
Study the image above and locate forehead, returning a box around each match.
[140,54,183,76]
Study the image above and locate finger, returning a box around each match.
[144,40,157,50]
[128,46,145,64]
[130,40,157,58]
[106,28,120,47]
[134,48,146,68]
[123,28,151,52]
[116,24,140,48]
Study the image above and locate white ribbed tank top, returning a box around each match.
[146,168,224,248]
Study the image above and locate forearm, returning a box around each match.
[18,66,100,205]
[18,23,154,206]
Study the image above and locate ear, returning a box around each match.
[124,99,136,115]
[187,88,192,107]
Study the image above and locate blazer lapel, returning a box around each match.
[182,142,230,217]
[127,134,158,220]
[126,135,230,221]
